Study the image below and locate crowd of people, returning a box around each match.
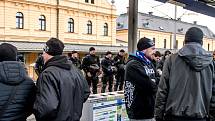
[0,27,214,121]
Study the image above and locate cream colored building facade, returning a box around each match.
[0,0,117,44]
[117,13,215,52]
[0,0,120,80]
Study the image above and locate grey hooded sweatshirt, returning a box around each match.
[155,43,215,120]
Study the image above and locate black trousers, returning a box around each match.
[86,73,98,94]
[101,74,113,93]
[114,72,125,91]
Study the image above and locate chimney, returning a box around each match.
[193,21,197,25]
[148,12,153,15]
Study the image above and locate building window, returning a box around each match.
[68,18,74,33]
[104,23,108,36]
[16,12,24,29]
[39,15,46,31]
[91,0,94,4]
[85,0,89,3]
[208,43,210,51]
[176,40,179,49]
[164,39,167,49]
[87,20,92,34]
[153,38,155,44]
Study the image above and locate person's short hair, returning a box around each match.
[44,38,65,56]
[120,49,125,53]
[89,47,95,52]
[72,50,78,54]
[164,50,171,56]
[106,51,112,55]
[154,51,161,57]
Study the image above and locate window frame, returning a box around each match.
[104,23,108,36]
[39,15,46,31]
[68,18,74,33]
[87,20,92,34]
[16,12,24,29]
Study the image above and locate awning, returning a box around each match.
[0,41,128,53]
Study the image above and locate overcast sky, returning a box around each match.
[108,0,215,34]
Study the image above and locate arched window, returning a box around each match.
[91,0,94,4]
[87,20,92,34]
[16,12,24,29]
[39,15,46,31]
[104,23,108,36]
[208,43,210,51]
[68,18,74,33]
[164,39,167,49]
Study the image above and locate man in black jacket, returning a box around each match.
[0,43,36,121]
[101,51,115,93]
[114,49,126,91]
[124,37,157,121]
[33,38,90,121]
[34,53,44,76]
[68,51,82,69]
[155,27,215,121]
[82,47,100,94]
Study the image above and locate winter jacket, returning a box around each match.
[33,55,90,121]
[113,54,126,73]
[34,55,44,75]
[82,54,100,74]
[124,54,157,119]
[101,57,114,75]
[0,61,36,121]
[69,57,82,69]
[155,43,215,120]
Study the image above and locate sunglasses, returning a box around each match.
[43,45,49,52]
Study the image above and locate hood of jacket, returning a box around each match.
[178,43,213,71]
[0,61,27,85]
[43,55,72,70]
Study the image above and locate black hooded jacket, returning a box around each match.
[0,61,36,121]
[33,55,90,121]
[155,43,215,120]
[124,54,157,119]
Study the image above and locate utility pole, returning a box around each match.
[173,5,177,50]
[128,0,138,53]
[111,0,115,45]
[56,0,59,39]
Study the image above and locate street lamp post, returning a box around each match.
[128,0,138,53]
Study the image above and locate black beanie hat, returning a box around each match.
[164,50,171,56]
[137,37,155,51]
[0,43,17,62]
[120,49,125,53]
[89,47,95,52]
[185,27,203,45]
[106,51,112,55]
[45,38,64,56]
[71,50,78,54]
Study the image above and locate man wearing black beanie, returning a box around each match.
[34,38,90,121]
[101,51,114,93]
[124,37,157,121]
[82,47,100,94]
[155,27,215,121]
